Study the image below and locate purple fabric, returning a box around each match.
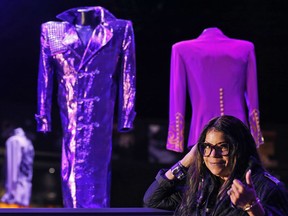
[35,6,136,208]
[167,27,263,152]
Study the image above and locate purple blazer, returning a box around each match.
[166,27,264,152]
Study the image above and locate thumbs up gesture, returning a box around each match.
[227,169,259,210]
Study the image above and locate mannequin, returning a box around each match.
[75,9,101,27]
[74,9,101,46]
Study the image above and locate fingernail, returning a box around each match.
[227,189,231,195]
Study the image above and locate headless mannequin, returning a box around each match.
[74,9,101,46]
[75,9,101,27]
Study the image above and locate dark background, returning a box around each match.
[0,0,287,207]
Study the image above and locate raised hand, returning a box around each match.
[227,169,258,209]
[180,143,198,167]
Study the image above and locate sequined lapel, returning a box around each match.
[79,23,113,69]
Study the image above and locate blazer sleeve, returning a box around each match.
[166,44,187,152]
[246,44,264,146]
[117,20,136,132]
[35,23,54,132]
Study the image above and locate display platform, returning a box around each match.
[0,207,174,216]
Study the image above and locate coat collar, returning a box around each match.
[56,6,115,70]
[56,6,116,24]
[197,27,228,40]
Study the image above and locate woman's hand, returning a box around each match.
[165,144,198,180]
[180,143,198,167]
[228,169,265,216]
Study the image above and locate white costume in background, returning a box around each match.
[1,128,34,206]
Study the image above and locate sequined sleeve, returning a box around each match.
[35,23,54,132]
[117,21,136,132]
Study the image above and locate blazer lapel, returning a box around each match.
[78,24,113,70]
[60,24,113,71]
[62,26,85,66]
[56,6,115,71]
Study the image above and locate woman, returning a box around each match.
[143,115,288,215]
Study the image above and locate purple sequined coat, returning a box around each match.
[35,6,136,208]
[166,27,263,152]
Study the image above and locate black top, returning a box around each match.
[143,165,288,215]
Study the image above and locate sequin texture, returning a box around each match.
[35,6,136,208]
